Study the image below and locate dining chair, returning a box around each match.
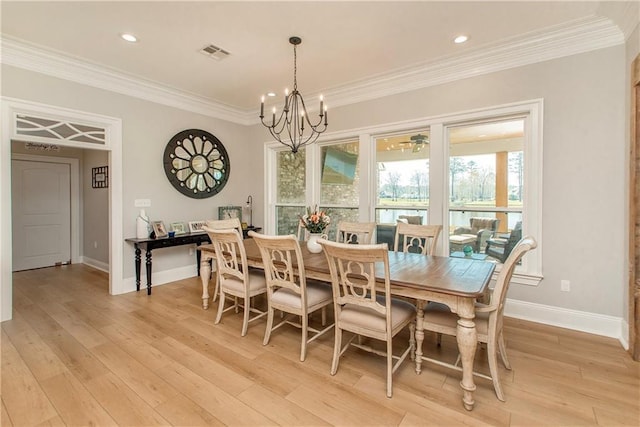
[421,235,537,401]
[335,221,376,244]
[250,232,334,361]
[318,239,416,398]
[202,227,267,336]
[204,218,243,302]
[393,223,442,255]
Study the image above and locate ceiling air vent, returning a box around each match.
[199,44,230,61]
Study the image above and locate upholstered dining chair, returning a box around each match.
[204,218,243,302]
[250,232,334,361]
[335,221,376,245]
[202,227,267,336]
[393,223,443,255]
[318,239,416,398]
[421,236,537,401]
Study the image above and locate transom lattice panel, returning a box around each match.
[16,114,106,145]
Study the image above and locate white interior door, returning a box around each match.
[12,159,71,271]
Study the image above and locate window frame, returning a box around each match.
[264,99,543,285]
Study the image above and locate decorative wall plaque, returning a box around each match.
[92,166,108,188]
[163,129,230,199]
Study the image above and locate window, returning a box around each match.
[274,148,306,235]
[266,100,542,284]
[375,130,430,225]
[319,140,360,240]
[447,118,524,259]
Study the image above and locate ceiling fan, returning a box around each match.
[398,133,429,153]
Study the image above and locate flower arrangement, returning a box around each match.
[300,206,331,234]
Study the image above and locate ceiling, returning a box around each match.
[0,1,634,121]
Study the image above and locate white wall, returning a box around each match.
[1,43,630,334]
[83,149,109,268]
[1,65,253,282]
[250,45,627,320]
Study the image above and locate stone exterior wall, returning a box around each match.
[276,143,361,239]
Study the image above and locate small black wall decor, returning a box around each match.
[163,129,230,199]
[92,166,108,188]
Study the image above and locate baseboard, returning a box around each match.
[505,298,627,349]
[114,266,630,349]
[620,320,630,350]
[80,256,109,273]
[121,265,199,294]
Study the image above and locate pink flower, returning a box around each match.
[300,206,331,233]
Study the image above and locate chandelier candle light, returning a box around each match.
[260,36,328,153]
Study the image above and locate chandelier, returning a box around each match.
[260,36,328,153]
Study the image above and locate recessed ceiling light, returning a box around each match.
[121,33,138,43]
[454,35,468,44]
[267,92,276,97]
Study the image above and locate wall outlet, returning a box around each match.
[561,280,570,292]
[134,199,151,207]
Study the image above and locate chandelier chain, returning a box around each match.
[293,43,298,91]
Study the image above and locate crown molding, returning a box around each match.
[0,36,252,125]
[620,2,640,40]
[1,15,624,126]
[316,16,624,115]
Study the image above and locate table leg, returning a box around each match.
[199,254,212,309]
[145,249,152,295]
[456,298,478,411]
[196,243,202,276]
[134,247,141,292]
[414,299,425,374]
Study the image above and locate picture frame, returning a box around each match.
[152,221,168,238]
[188,220,206,233]
[218,206,242,222]
[170,222,186,235]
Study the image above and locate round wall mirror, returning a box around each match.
[163,129,230,198]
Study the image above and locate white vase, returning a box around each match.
[136,209,150,239]
[306,233,326,253]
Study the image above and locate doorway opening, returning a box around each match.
[1,97,123,322]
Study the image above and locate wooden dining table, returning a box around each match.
[198,238,495,411]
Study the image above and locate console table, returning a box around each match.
[242,226,261,238]
[125,232,211,295]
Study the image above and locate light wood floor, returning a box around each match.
[2,264,639,426]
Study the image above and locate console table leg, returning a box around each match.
[134,247,141,292]
[196,244,202,276]
[145,250,152,295]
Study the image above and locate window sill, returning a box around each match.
[491,268,542,286]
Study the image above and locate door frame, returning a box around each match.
[630,54,640,360]
[1,97,123,322]
[11,154,81,267]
